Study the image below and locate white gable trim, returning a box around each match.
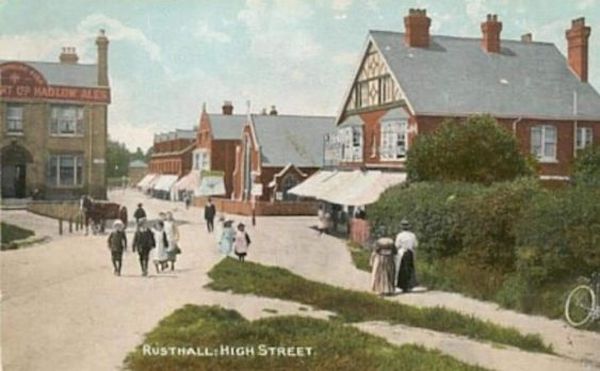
[334,33,416,125]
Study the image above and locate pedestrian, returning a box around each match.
[151,220,169,274]
[394,219,418,293]
[218,219,235,256]
[370,237,397,296]
[184,193,192,209]
[164,212,181,271]
[119,205,128,230]
[133,203,147,231]
[233,223,251,262]
[107,220,127,276]
[132,219,155,276]
[204,197,216,232]
[80,195,93,235]
[317,205,326,235]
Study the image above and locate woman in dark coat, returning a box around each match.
[397,248,415,292]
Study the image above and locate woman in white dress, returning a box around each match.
[164,212,180,271]
[152,221,169,273]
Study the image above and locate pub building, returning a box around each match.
[291,9,600,242]
[0,30,111,200]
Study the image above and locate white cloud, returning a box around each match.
[576,0,598,10]
[194,23,232,43]
[331,51,357,66]
[0,14,161,63]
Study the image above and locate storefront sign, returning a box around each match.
[0,62,110,103]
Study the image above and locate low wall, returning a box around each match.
[28,201,80,221]
[193,197,318,216]
[349,218,371,245]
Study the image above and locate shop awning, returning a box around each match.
[153,175,179,192]
[195,173,226,196]
[137,173,159,190]
[289,170,406,206]
[287,170,338,197]
[173,170,200,193]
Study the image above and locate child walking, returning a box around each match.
[107,220,127,276]
[233,223,251,262]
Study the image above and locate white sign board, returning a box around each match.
[93,158,105,164]
[251,184,263,196]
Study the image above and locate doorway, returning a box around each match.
[1,143,33,199]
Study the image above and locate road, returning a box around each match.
[1,189,598,371]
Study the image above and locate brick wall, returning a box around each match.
[193,196,318,216]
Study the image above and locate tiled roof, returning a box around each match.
[1,60,100,88]
[207,114,246,140]
[251,114,336,167]
[370,31,600,120]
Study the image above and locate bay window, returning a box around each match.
[48,155,83,187]
[380,120,408,160]
[576,127,593,150]
[6,104,24,133]
[50,105,84,136]
[531,125,557,161]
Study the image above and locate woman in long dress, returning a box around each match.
[397,247,415,292]
[218,220,235,256]
[152,221,169,273]
[164,212,180,271]
[370,237,397,296]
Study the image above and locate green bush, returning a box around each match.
[406,115,534,184]
[572,145,600,187]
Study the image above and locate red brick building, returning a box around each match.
[148,129,195,177]
[194,101,245,198]
[320,9,600,183]
[292,9,600,242]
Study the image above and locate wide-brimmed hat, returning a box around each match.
[400,219,410,227]
[113,220,124,228]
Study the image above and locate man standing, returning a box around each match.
[394,219,418,292]
[133,203,147,231]
[204,197,216,233]
[107,220,127,276]
[132,220,155,276]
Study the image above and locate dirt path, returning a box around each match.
[2,190,598,371]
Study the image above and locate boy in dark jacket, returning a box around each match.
[132,220,155,276]
[204,198,216,232]
[107,220,127,276]
[133,203,147,230]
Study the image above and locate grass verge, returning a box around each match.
[207,258,552,354]
[347,241,371,272]
[1,222,35,250]
[124,304,486,371]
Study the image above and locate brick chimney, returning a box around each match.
[481,14,502,53]
[269,105,278,115]
[96,29,109,86]
[222,101,234,115]
[59,47,79,64]
[404,9,431,48]
[521,33,533,43]
[566,17,591,82]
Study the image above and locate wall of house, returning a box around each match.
[193,196,319,216]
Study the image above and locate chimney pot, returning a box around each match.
[96,29,109,86]
[222,100,234,115]
[404,8,431,48]
[59,46,79,64]
[481,14,503,53]
[521,33,533,43]
[566,17,591,82]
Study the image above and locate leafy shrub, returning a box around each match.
[572,145,600,187]
[406,115,534,184]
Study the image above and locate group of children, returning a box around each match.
[215,216,251,262]
[107,204,181,276]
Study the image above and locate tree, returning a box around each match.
[406,115,534,184]
[572,145,600,187]
[106,139,130,178]
[130,147,146,162]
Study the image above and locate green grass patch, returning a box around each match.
[124,304,485,371]
[1,222,34,250]
[347,241,372,272]
[207,258,552,354]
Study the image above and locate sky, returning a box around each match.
[1,0,599,151]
